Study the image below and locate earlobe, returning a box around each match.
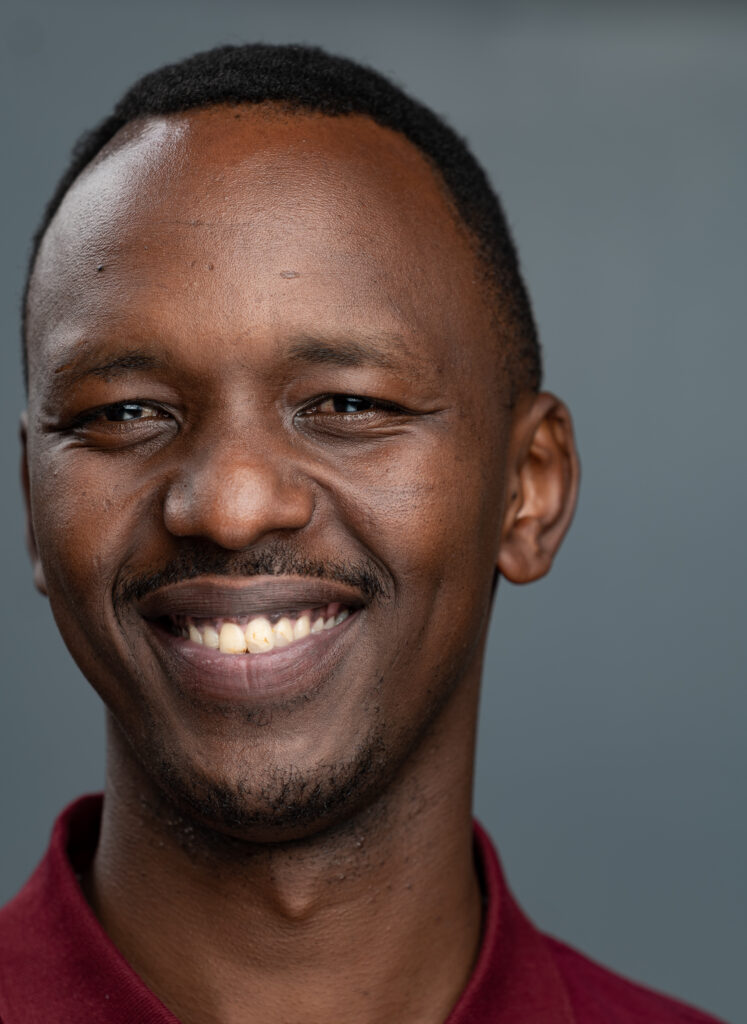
[497,392,580,584]
[20,411,48,597]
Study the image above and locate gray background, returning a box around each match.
[1,1,744,1021]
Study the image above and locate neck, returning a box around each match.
[86,698,482,1024]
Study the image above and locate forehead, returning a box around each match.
[27,106,493,390]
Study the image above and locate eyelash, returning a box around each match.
[300,394,404,418]
[69,401,169,429]
[67,394,406,430]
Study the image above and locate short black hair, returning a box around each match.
[23,43,541,396]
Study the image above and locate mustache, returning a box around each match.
[115,542,388,607]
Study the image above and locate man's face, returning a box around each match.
[23,107,518,839]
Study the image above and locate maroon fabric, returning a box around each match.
[0,795,727,1023]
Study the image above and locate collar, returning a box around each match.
[447,820,575,1023]
[0,795,575,1023]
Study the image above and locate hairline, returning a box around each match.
[24,102,517,400]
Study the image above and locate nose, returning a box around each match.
[162,430,315,550]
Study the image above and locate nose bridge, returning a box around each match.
[163,411,314,549]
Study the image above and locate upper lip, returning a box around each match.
[136,575,367,621]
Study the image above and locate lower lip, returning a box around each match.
[145,611,361,703]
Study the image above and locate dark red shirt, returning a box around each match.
[0,796,727,1023]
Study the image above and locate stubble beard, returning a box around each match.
[112,650,467,858]
[148,720,393,846]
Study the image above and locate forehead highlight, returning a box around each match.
[42,105,469,244]
[26,106,494,399]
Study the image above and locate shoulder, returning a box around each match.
[472,823,729,1024]
[0,858,45,957]
[0,796,105,1023]
[0,872,40,1016]
[544,934,729,1024]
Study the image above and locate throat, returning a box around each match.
[89,802,480,1024]
[93,689,483,1024]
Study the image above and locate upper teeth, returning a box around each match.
[177,605,350,655]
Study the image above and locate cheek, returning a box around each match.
[334,429,505,619]
[27,444,171,719]
[29,445,156,617]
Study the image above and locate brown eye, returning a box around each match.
[296,394,409,436]
[103,403,160,422]
[70,401,171,432]
[309,396,382,415]
[323,396,376,414]
[65,400,175,451]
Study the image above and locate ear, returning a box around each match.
[20,411,48,596]
[497,392,580,584]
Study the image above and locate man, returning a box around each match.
[0,43,726,1024]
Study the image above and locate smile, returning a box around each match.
[165,603,351,655]
[135,576,367,700]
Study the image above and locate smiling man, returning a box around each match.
[0,43,726,1024]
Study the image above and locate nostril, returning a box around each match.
[162,461,315,548]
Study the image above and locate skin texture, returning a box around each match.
[22,106,579,1024]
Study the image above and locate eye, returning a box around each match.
[295,393,412,440]
[62,401,175,451]
[99,402,161,422]
[313,395,380,415]
[73,401,167,426]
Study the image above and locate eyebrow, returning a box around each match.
[42,332,417,406]
[59,352,163,382]
[42,351,166,405]
[285,335,402,371]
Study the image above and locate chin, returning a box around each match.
[137,725,394,846]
